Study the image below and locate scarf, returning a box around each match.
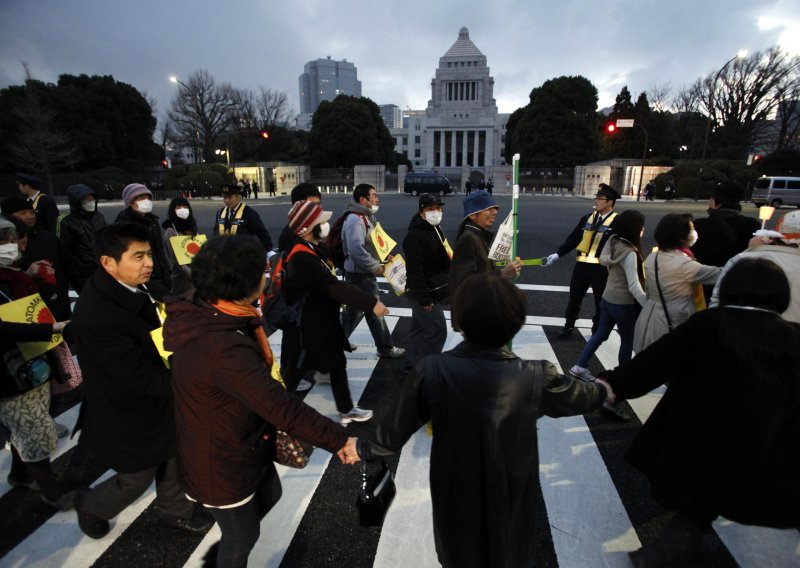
[210,299,276,375]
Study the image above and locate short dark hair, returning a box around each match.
[290,183,321,204]
[191,235,266,302]
[612,209,645,251]
[452,273,527,347]
[719,257,790,313]
[654,213,694,250]
[353,184,375,203]
[96,223,151,262]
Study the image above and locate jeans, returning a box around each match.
[576,299,637,368]
[404,296,447,370]
[340,273,394,352]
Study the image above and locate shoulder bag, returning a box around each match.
[654,253,675,333]
[356,438,396,527]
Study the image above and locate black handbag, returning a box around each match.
[356,440,396,527]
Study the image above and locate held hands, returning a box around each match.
[500,257,523,279]
[53,321,70,334]
[545,253,559,267]
[337,437,361,465]
[594,378,616,404]
[373,301,390,317]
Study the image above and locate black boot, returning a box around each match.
[628,513,717,567]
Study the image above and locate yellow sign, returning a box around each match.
[170,234,207,265]
[149,327,172,369]
[0,293,63,360]
[369,223,397,262]
[382,254,407,296]
[443,238,453,260]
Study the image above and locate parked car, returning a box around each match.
[404,173,452,196]
[751,176,800,209]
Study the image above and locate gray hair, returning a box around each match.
[0,217,19,241]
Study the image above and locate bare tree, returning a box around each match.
[255,87,291,130]
[647,82,672,113]
[772,72,800,150]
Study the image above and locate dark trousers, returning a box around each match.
[285,363,354,414]
[564,262,608,328]
[81,457,193,521]
[404,297,447,371]
[340,273,394,353]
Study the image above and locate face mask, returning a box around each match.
[135,199,153,214]
[370,205,379,215]
[424,211,442,226]
[81,199,96,213]
[175,207,190,220]
[686,229,698,247]
[317,222,330,239]
[0,243,20,267]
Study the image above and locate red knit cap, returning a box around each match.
[288,200,332,236]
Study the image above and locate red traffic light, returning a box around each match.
[753,155,762,162]
[260,130,270,140]
[605,123,616,134]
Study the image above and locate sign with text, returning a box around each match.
[0,293,63,359]
[170,234,207,265]
[382,254,407,296]
[369,223,397,262]
[616,119,635,128]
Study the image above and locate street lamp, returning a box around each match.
[215,148,230,167]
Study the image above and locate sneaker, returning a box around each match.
[55,422,69,439]
[314,371,330,384]
[75,491,110,539]
[556,326,575,339]
[340,406,374,424]
[568,365,595,382]
[295,379,313,393]
[379,347,405,359]
[347,343,358,352]
[7,475,39,490]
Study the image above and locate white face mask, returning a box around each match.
[370,205,379,215]
[134,199,153,214]
[175,207,190,220]
[424,210,443,226]
[317,222,330,239]
[0,243,20,267]
[686,229,699,247]
[80,199,96,213]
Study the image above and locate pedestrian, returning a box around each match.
[244,179,252,200]
[464,179,473,195]
[545,183,620,338]
[163,234,360,567]
[486,178,494,195]
[402,193,452,372]
[16,173,59,233]
[69,223,213,539]
[600,258,800,567]
[55,184,107,293]
[644,180,656,201]
[368,272,613,568]
[115,184,172,300]
[269,180,277,197]
[251,180,259,200]
[340,184,405,359]
[664,182,675,201]
[161,196,198,295]
[709,209,800,323]
[213,183,273,253]
[633,213,721,352]
[277,183,322,252]
[0,217,72,510]
[448,190,522,298]
[282,200,388,422]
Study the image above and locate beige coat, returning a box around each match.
[634,250,721,352]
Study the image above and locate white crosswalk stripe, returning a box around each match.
[1,315,798,567]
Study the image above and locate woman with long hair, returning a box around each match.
[161,196,198,295]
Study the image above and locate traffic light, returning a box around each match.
[259,130,270,140]
[605,123,616,134]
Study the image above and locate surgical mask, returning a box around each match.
[318,222,330,239]
[370,205,379,215]
[135,199,153,214]
[424,211,442,226]
[0,243,20,267]
[686,229,698,247]
[80,199,96,213]
[175,207,190,220]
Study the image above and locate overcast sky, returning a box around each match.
[2,0,799,123]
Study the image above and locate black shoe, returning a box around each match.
[600,401,630,422]
[7,475,39,491]
[41,490,76,511]
[75,491,110,539]
[556,326,575,339]
[161,510,214,533]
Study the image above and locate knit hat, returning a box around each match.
[0,193,34,215]
[16,172,41,189]
[419,193,444,210]
[774,210,800,244]
[712,181,745,209]
[121,183,152,206]
[287,200,332,236]
[462,190,498,219]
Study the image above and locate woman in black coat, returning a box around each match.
[371,273,612,568]
[599,257,800,567]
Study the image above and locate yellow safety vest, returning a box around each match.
[217,204,247,235]
[576,211,617,264]
[31,193,42,210]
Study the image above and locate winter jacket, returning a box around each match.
[402,214,452,306]
[70,266,175,473]
[163,291,348,507]
[115,207,172,300]
[599,236,646,306]
[633,250,721,352]
[341,203,379,274]
[19,227,82,320]
[56,185,106,292]
[691,207,760,267]
[449,220,496,297]
[373,342,606,568]
[602,308,800,528]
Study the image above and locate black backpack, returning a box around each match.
[326,211,368,270]
[261,243,311,336]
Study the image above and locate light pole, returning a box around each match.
[635,123,649,202]
[170,76,203,164]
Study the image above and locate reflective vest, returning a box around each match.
[31,192,43,210]
[576,211,617,264]
[217,203,247,235]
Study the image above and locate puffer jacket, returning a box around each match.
[56,184,106,292]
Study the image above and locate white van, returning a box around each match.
[751,176,800,208]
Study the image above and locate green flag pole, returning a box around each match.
[509,153,521,349]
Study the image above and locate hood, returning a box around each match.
[600,235,635,266]
[163,292,261,352]
[67,184,97,213]
[407,212,435,230]
[345,201,374,219]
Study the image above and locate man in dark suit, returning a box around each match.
[16,173,60,233]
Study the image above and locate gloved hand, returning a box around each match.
[545,253,559,266]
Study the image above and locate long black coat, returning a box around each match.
[601,308,800,528]
[70,267,175,473]
[374,343,606,568]
[692,207,760,267]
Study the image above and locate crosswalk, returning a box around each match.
[1,313,799,567]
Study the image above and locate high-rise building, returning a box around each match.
[298,56,362,115]
[379,104,402,129]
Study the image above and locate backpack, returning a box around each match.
[261,243,313,336]
[326,211,369,269]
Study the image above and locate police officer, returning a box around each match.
[17,173,60,233]
[213,183,273,252]
[545,183,620,339]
